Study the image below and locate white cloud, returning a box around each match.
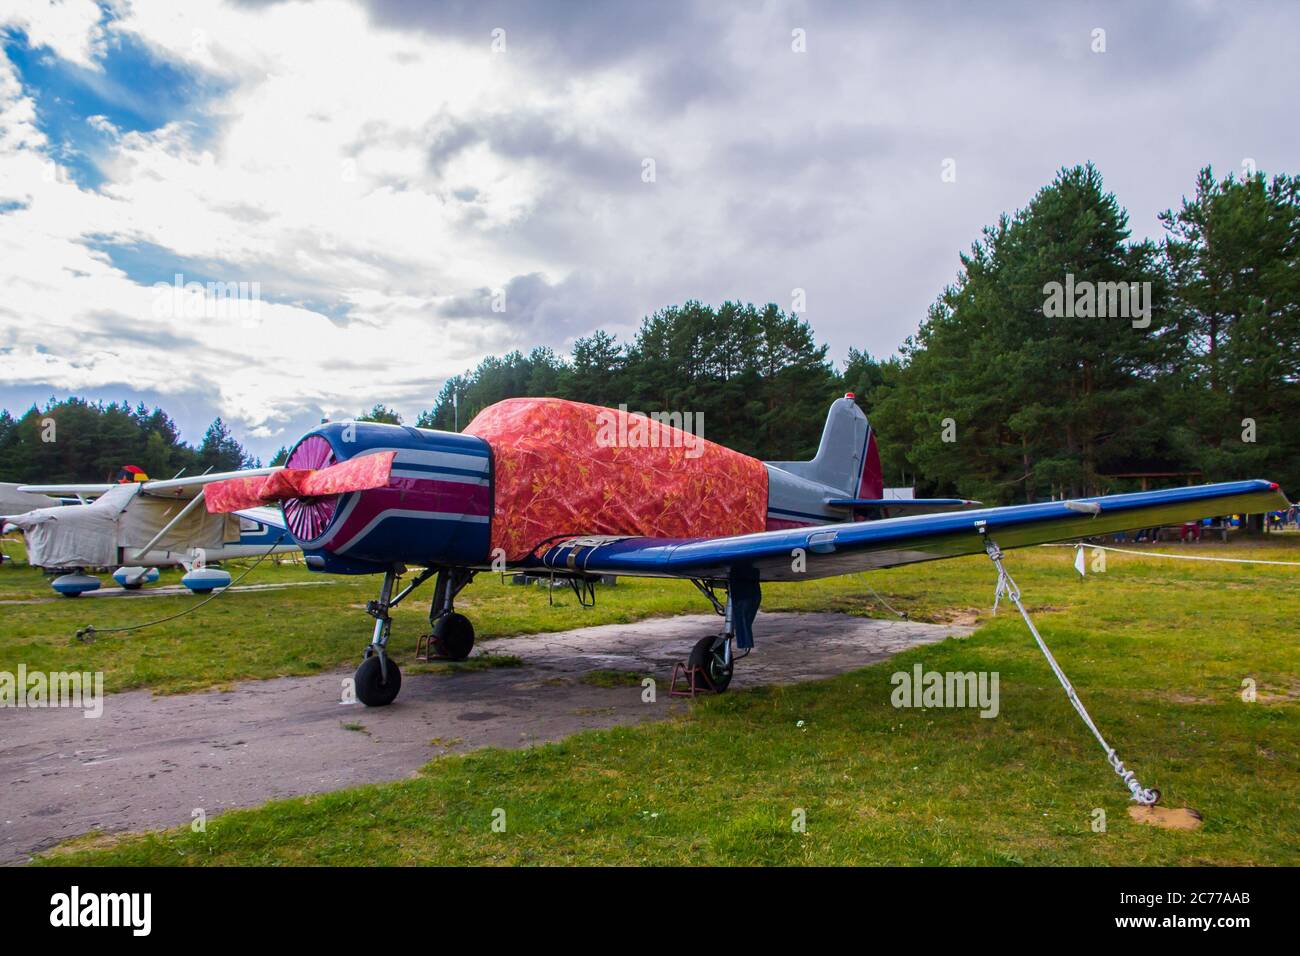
[0,0,593,444]
[0,0,108,70]
[1,0,1298,459]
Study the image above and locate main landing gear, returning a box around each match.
[426,567,476,661]
[685,634,734,692]
[671,574,761,696]
[353,565,477,707]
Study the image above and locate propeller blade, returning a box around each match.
[204,452,396,514]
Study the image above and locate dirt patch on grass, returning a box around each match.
[1257,680,1300,704]
[41,830,137,858]
[1158,681,1298,705]
[1164,692,1219,705]
[925,607,983,627]
[1129,806,1203,831]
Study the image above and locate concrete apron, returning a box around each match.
[0,611,972,863]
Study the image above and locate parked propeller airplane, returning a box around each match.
[5,470,298,595]
[153,393,1290,708]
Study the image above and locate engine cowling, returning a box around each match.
[281,422,492,573]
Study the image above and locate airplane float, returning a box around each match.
[5,468,297,595]
[148,393,1287,722]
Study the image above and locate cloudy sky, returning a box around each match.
[1,0,1296,460]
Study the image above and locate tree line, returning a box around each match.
[865,163,1298,503]
[3,163,1296,501]
[0,399,256,484]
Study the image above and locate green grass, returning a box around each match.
[0,537,706,694]
[581,668,653,687]
[408,654,524,674]
[20,532,1300,866]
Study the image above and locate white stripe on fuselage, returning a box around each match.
[346,446,489,473]
[390,469,488,485]
[345,446,489,486]
[334,508,489,555]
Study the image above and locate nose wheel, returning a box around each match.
[355,565,421,707]
[351,565,476,704]
[355,652,402,707]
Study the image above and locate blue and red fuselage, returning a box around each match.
[282,418,856,575]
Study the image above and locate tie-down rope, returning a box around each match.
[1042,542,1300,567]
[987,540,1159,805]
[74,533,287,643]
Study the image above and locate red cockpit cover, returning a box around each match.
[465,398,768,561]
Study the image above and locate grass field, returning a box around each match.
[0,539,709,694]
[4,532,1298,865]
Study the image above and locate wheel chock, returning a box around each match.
[669,661,718,697]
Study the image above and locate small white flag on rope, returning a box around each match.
[1074,544,1087,577]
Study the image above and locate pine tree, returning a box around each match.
[871,164,1180,503]
[1160,166,1300,493]
[198,418,252,472]
[356,403,402,425]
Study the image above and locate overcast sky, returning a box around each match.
[1,0,1296,461]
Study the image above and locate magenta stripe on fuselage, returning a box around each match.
[316,477,490,551]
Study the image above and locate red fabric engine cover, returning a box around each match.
[203,452,396,514]
[465,398,768,561]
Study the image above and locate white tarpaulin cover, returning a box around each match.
[7,485,235,569]
[120,494,236,556]
[0,483,58,517]
[6,485,135,567]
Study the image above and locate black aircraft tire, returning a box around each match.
[354,654,401,706]
[432,612,475,660]
[688,635,733,692]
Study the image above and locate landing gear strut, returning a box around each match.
[424,567,477,661]
[353,564,438,707]
[354,566,403,706]
[672,573,759,695]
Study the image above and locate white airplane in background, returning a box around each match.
[0,482,64,514]
[4,470,298,596]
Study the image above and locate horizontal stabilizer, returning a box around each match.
[826,497,980,510]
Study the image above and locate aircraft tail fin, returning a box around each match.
[765,394,881,498]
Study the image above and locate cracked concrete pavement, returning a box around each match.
[0,611,972,863]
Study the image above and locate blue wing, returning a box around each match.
[538,480,1287,582]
